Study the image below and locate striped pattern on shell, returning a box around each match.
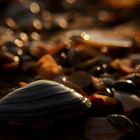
[0,80,91,121]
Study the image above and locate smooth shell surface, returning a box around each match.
[65,30,133,48]
[114,91,140,111]
[0,80,91,121]
[107,114,135,133]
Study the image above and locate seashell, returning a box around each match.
[107,114,136,133]
[112,80,137,93]
[66,30,133,48]
[0,80,91,121]
[85,117,125,140]
[114,90,140,112]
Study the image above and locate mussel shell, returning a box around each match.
[0,80,91,121]
[112,80,137,93]
[107,114,136,133]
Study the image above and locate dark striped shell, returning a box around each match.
[0,80,91,121]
